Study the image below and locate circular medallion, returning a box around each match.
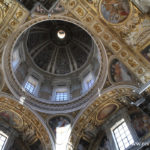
[100,0,130,24]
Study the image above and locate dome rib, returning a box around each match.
[26,20,93,75]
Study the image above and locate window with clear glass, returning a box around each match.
[113,121,134,150]
[24,76,38,94]
[56,92,68,101]
[87,79,94,89]
[0,132,7,150]
[12,50,20,69]
[83,72,94,92]
[24,81,35,94]
[54,87,69,101]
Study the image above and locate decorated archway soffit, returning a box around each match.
[0,0,29,52]
[0,96,52,150]
[68,86,140,148]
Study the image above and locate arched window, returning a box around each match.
[82,72,94,92]
[24,76,38,94]
[0,131,8,150]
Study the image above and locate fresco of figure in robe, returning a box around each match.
[110,59,133,83]
[49,116,70,135]
[101,0,130,24]
[0,110,23,129]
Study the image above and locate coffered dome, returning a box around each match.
[27,20,93,75]
[3,17,108,113]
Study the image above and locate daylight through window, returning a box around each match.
[83,72,94,92]
[12,50,20,70]
[25,81,35,94]
[0,132,7,150]
[87,79,94,89]
[56,92,68,101]
[113,120,134,150]
[24,76,38,94]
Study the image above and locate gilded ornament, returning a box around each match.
[111,42,120,52]
[120,51,128,57]
[16,11,23,19]
[76,7,85,17]
[102,33,110,41]
[137,68,144,74]
[85,15,93,23]
[127,58,138,68]
[69,0,76,8]
[10,20,17,26]
[93,23,102,33]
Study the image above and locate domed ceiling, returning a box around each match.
[3,17,108,113]
[27,20,93,75]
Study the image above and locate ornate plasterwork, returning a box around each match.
[66,85,139,149]
[60,0,150,84]
[0,0,29,51]
[0,1,149,149]
[108,55,140,85]
[0,94,53,150]
[2,15,108,113]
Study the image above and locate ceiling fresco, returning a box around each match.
[96,103,118,120]
[0,96,53,150]
[0,0,150,150]
[100,0,130,24]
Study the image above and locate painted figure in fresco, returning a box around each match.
[49,116,70,135]
[130,111,150,138]
[141,45,150,62]
[0,110,22,128]
[101,0,130,23]
[111,59,132,82]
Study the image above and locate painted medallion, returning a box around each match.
[0,110,23,129]
[101,0,130,24]
[110,59,133,83]
[97,104,117,120]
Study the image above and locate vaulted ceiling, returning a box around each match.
[0,0,150,150]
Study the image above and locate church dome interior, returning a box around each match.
[26,20,93,75]
[9,19,102,108]
[0,0,150,150]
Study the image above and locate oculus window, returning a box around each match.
[24,76,38,94]
[0,131,8,150]
[112,119,134,150]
